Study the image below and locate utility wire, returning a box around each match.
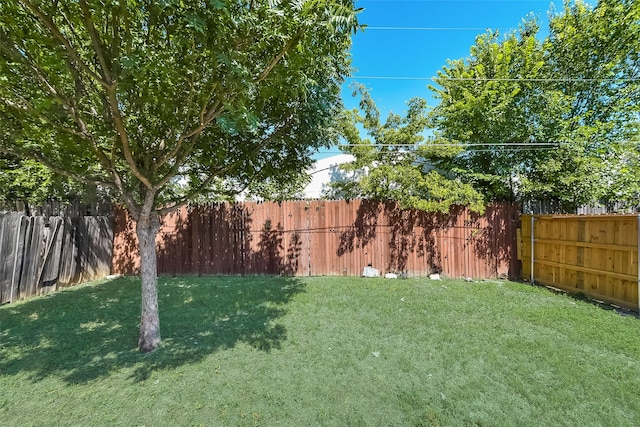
[318,150,601,159]
[338,143,560,147]
[348,76,640,82]
[358,0,551,3]
[359,0,552,2]
[365,26,510,31]
[325,141,640,153]
[336,141,640,147]
[436,77,640,82]
[335,148,557,152]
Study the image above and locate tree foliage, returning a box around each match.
[427,0,640,209]
[539,0,640,205]
[0,0,360,351]
[0,155,81,205]
[0,0,359,211]
[245,169,312,201]
[336,1,639,213]
[331,83,485,213]
[428,21,550,201]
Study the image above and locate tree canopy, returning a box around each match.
[0,155,84,205]
[330,83,485,213]
[0,0,360,351]
[0,0,359,213]
[426,0,640,209]
[335,0,639,213]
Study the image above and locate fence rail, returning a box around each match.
[521,214,639,311]
[0,213,113,304]
[113,200,520,279]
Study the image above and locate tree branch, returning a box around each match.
[185,100,224,139]
[158,26,303,180]
[1,38,113,165]
[166,28,303,166]
[151,30,318,211]
[156,171,220,215]
[153,99,225,178]
[255,32,303,84]
[19,0,107,86]
[0,40,68,105]
[157,115,296,212]
[153,47,200,172]
[105,87,153,189]
[78,0,114,84]
[198,83,219,125]
[4,100,134,211]
[0,94,32,110]
[153,133,202,191]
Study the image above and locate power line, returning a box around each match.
[347,76,640,82]
[317,147,561,156]
[359,0,551,2]
[338,143,561,147]
[328,140,640,152]
[349,76,432,80]
[361,0,541,1]
[336,142,639,147]
[365,26,511,31]
[437,77,640,82]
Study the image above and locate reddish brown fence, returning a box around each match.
[113,200,520,279]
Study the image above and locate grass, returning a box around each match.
[1,275,640,426]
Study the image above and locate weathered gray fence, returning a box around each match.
[0,213,114,304]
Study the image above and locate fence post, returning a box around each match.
[637,215,640,314]
[530,215,535,284]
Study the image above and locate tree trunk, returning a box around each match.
[136,212,161,352]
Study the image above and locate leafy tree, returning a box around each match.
[331,83,485,213]
[245,169,312,201]
[0,156,70,204]
[428,0,640,209]
[428,21,566,202]
[546,0,639,138]
[0,152,111,210]
[540,0,640,206]
[0,0,360,352]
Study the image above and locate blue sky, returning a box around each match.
[316,0,569,158]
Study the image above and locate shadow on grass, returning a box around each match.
[0,275,305,384]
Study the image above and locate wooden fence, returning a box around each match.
[113,200,520,279]
[520,214,639,311]
[0,213,113,304]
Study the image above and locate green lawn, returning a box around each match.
[1,275,640,426]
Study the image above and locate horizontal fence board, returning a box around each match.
[521,214,639,311]
[113,200,520,280]
[533,259,637,282]
[533,238,637,252]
